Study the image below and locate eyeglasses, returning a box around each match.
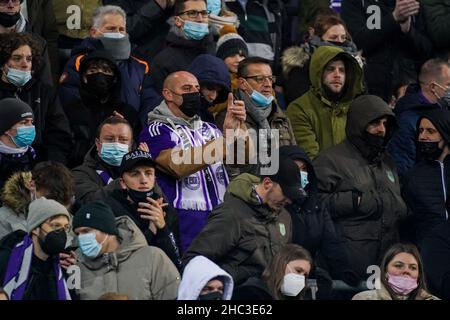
[178,10,210,19]
[0,0,21,5]
[245,75,276,84]
[43,221,71,233]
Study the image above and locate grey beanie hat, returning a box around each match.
[27,197,71,233]
[0,98,34,135]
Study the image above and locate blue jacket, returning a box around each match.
[58,37,161,126]
[187,54,231,123]
[388,84,440,176]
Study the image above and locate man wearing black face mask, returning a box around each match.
[0,197,72,300]
[104,150,182,269]
[63,51,140,168]
[314,95,407,281]
[402,110,450,300]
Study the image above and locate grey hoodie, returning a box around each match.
[77,216,180,300]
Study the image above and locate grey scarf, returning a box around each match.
[148,100,202,129]
[99,35,131,61]
[239,90,272,130]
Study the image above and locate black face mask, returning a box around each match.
[127,188,159,204]
[198,291,223,300]
[85,73,116,98]
[0,12,20,28]
[38,229,67,256]
[361,132,386,162]
[180,92,201,118]
[417,141,443,161]
[323,82,345,102]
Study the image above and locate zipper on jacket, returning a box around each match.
[438,161,448,220]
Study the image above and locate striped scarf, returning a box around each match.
[2,234,71,300]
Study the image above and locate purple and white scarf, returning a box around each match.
[165,118,229,211]
[2,234,71,300]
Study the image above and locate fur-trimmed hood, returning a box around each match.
[1,171,32,216]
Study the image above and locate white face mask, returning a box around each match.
[280,273,306,297]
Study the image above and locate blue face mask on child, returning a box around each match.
[78,232,108,258]
[250,90,274,107]
[100,142,129,167]
[300,171,309,189]
[11,125,36,147]
[183,20,209,40]
[207,0,222,16]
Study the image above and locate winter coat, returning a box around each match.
[0,172,32,240]
[0,148,35,193]
[0,230,74,300]
[187,54,231,123]
[77,216,180,300]
[422,0,450,54]
[62,51,140,168]
[150,29,216,93]
[104,188,182,270]
[387,84,441,176]
[313,95,407,279]
[178,255,234,300]
[26,0,59,83]
[103,0,172,60]
[286,45,364,159]
[280,145,356,284]
[232,277,273,300]
[402,157,450,244]
[280,37,361,105]
[226,0,289,71]
[0,79,72,165]
[353,283,439,300]
[72,146,122,206]
[341,0,434,102]
[182,173,292,286]
[58,37,160,125]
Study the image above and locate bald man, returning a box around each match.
[388,58,450,176]
[139,71,249,252]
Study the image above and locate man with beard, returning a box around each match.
[313,95,407,281]
[286,45,364,159]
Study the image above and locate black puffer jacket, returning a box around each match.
[314,95,407,280]
[280,145,357,285]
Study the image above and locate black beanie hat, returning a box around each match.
[0,98,34,135]
[73,201,119,237]
[216,33,249,61]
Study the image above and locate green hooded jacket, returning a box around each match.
[286,46,364,159]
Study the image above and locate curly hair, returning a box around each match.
[0,32,43,72]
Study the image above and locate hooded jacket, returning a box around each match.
[63,51,141,168]
[187,54,231,123]
[313,95,407,279]
[388,84,442,176]
[281,37,362,105]
[286,45,364,159]
[77,216,180,300]
[182,173,292,286]
[0,172,32,240]
[59,37,160,125]
[402,110,450,243]
[178,255,234,300]
[280,146,356,284]
[150,27,216,93]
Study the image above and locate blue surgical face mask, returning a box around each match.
[100,142,129,167]
[183,20,209,40]
[102,32,126,39]
[207,0,222,16]
[11,125,36,148]
[251,90,274,107]
[6,67,32,87]
[78,232,108,258]
[300,171,309,189]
